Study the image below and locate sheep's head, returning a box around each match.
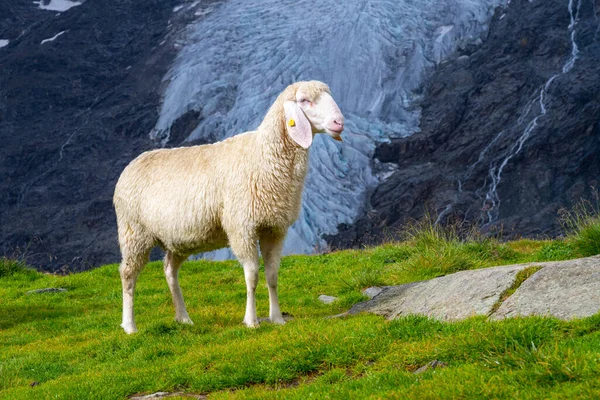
[283,81,344,149]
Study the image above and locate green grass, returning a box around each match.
[0,257,37,279]
[560,198,600,257]
[2,222,600,400]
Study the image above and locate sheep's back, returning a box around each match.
[115,145,222,233]
[113,132,261,251]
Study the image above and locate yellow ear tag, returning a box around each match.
[288,119,296,127]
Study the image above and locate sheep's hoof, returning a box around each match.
[121,323,138,334]
[175,317,194,325]
[243,319,260,328]
[270,316,286,325]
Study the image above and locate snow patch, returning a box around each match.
[0,39,9,48]
[41,30,66,44]
[173,5,184,12]
[33,0,82,12]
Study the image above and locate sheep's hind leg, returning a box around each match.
[119,251,148,334]
[229,233,260,328]
[260,234,285,325]
[164,251,193,325]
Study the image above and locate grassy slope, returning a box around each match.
[1,234,599,399]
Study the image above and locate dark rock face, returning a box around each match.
[0,0,176,272]
[329,0,600,249]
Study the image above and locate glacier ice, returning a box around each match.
[153,0,508,258]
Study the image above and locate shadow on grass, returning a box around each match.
[0,305,80,330]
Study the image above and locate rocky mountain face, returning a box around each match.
[329,0,600,248]
[0,0,178,271]
[1,0,598,272]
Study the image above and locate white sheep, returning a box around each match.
[113,81,345,334]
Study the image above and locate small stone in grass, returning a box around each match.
[26,288,67,295]
[29,381,40,387]
[130,393,170,399]
[129,392,206,399]
[413,360,448,374]
[362,286,384,299]
[318,295,337,304]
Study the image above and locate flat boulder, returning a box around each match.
[348,264,529,321]
[348,256,600,322]
[491,256,600,320]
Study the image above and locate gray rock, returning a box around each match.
[491,256,600,320]
[413,360,448,374]
[348,256,600,322]
[362,286,384,299]
[131,393,171,399]
[318,295,338,304]
[456,55,470,66]
[130,392,206,400]
[26,288,67,295]
[348,264,529,321]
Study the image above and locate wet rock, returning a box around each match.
[491,255,600,320]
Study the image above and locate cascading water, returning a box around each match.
[477,0,582,224]
[154,0,507,258]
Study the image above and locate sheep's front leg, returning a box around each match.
[260,235,285,325]
[230,234,260,327]
[242,255,260,327]
[164,251,193,325]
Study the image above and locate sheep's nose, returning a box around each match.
[333,119,344,130]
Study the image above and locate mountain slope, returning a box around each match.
[0,0,175,271]
[329,0,600,248]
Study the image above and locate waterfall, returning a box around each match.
[477,0,582,224]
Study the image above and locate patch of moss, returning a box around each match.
[489,265,543,315]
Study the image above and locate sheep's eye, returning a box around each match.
[300,99,310,104]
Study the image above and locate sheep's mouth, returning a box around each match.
[326,128,343,136]
[327,129,343,142]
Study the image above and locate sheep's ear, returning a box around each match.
[283,101,312,149]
